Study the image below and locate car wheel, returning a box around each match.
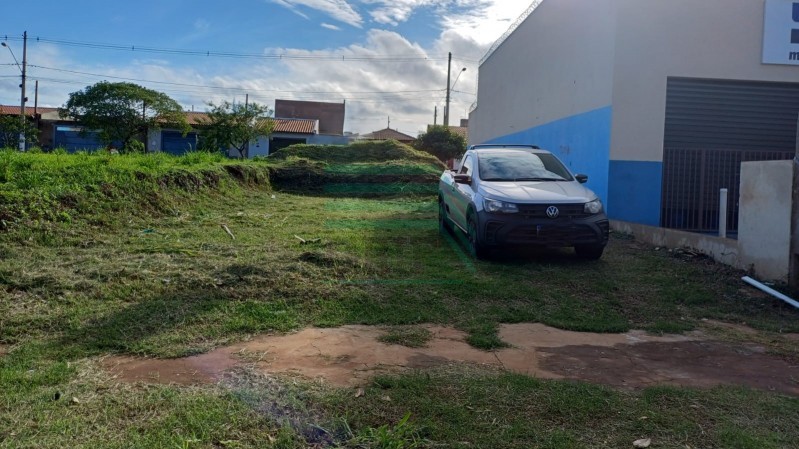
[467,215,487,259]
[439,200,453,234]
[575,244,605,260]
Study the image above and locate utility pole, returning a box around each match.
[244,94,249,159]
[34,80,39,135]
[19,31,28,151]
[434,106,438,126]
[444,52,452,127]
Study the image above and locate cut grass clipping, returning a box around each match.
[378,326,433,348]
[2,148,799,448]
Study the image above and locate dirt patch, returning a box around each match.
[102,324,799,394]
[0,345,7,357]
[540,340,798,395]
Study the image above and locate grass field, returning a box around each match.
[1,148,798,448]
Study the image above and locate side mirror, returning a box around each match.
[575,174,588,184]
[454,174,472,184]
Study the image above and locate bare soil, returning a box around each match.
[101,324,799,395]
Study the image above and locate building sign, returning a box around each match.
[763,0,799,65]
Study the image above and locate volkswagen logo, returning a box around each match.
[546,206,560,219]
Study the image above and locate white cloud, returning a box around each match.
[440,0,533,46]
[321,22,341,31]
[269,0,363,27]
[361,0,434,26]
[1,1,533,136]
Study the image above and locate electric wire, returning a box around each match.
[2,34,481,64]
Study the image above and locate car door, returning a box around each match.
[449,154,476,230]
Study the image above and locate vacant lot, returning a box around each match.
[1,149,798,448]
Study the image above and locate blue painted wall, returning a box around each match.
[482,106,613,206]
[607,160,663,226]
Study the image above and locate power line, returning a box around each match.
[28,65,445,97]
[2,34,479,63]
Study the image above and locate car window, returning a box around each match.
[478,152,573,181]
[459,156,474,175]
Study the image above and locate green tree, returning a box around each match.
[59,82,188,153]
[0,114,38,149]
[414,125,466,162]
[199,101,274,159]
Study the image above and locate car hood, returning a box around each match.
[479,181,596,203]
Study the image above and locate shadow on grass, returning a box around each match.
[58,264,313,358]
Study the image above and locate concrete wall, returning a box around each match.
[612,0,799,162]
[738,160,794,281]
[469,0,617,204]
[249,133,350,158]
[609,0,799,225]
[611,220,740,268]
[470,0,616,143]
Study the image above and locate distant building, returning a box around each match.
[428,118,468,142]
[1,101,350,157]
[274,99,345,136]
[360,128,416,145]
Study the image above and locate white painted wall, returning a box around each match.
[148,129,161,152]
[611,0,799,161]
[469,0,617,145]
[738,160,794,282]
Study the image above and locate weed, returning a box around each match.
[378,327,433,348]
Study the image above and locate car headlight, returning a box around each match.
[584,199,603,214]
[484,199,519,214]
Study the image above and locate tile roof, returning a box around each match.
[449,126,468,140]
[269,118,318,134]
[184,111,209,125]
[361,128,416,142]
[0,105,59,116]
[1,105,319,135]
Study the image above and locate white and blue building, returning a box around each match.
[470,0,799,232]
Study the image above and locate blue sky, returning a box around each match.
[0,1,530,134]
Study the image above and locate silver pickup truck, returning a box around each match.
[438,144,609,259]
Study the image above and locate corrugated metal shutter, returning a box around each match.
[161,131,198,155]
[662,77,798,232]
[665,77,799,152]
[54,127,106,152]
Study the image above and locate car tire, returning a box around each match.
[439,200,453,235]
[575,244,605,260]
[467,215,487,259]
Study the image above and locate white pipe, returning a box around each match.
[719,188,728,238]
[742,276,799,310]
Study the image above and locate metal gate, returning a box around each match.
[662,78,799,233]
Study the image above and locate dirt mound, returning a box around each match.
[269,140,443,166]
[102,324,799,395]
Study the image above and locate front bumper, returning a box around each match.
[477,210,609,247]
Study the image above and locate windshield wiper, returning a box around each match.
[514,177,566,182]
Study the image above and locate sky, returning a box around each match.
[0,1,532,136]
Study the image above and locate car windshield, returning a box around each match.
[478,151,573,182]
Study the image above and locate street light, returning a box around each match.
[451,67,467,91]
[2,34,27,151]
[445,67,466,127]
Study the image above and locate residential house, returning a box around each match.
[360,127,416,145]
[2,99,350,156]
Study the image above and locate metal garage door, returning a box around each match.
[662,78,798,233]
[161,131,199,156]
[54,126,106,152]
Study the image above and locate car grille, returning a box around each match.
[516,203,592,220]
[506,224,600,245]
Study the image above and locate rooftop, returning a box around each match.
[360,128,416,142]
